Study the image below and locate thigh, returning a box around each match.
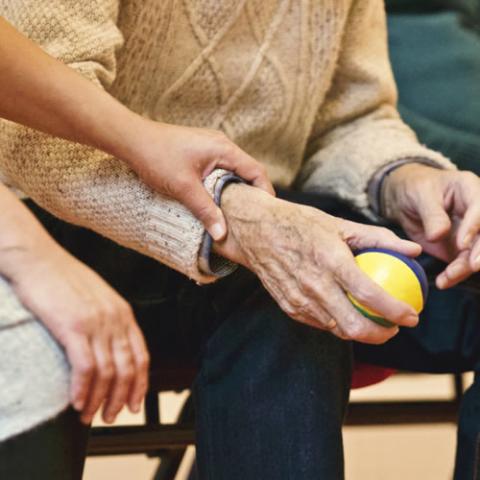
[194,289,352,480]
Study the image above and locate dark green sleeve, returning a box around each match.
[385,0,476,14]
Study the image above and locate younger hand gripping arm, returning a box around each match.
[0,15,272,241]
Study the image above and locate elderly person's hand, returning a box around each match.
[382,164,480,289]
[0,191,149,425]
[214,184,422,345]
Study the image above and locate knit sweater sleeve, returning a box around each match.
[297,0,455,218]
[0,0,230,284]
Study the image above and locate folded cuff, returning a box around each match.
[143,169,242,285]
[367,157,449,217]
[198,173,244,277]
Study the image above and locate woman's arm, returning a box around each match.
[0,16,272,242]
[0,16,132,154]
[0,182,150,424]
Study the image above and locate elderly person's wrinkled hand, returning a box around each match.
[383,164,480,289]
[214,184,422,345]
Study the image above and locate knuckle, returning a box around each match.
[168,175,193,196]
[298,275,315,292]
[351,284,375,306]
[219,138,235,155]
[99,364,115,381]
[334,259,353,282]
[377,226,396,240]
[258,163,268,175]
[195,203,215,222]
[215,132,230,144]
[118,366,135,382]
[77,360,95,377]
[287,292,305,309]
[70,310,95,332]
[100,303,119,321]
[328,249,350,269]
[279,300,296,318]
[343,321,364,341]
[461,170,477,184]
[137,352,150,370]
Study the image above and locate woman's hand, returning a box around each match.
[1,232,149,425]
[215,184,422,345]
[120,121,274,241]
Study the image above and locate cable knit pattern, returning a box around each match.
[0,0,455,283]
[0,278,69,441]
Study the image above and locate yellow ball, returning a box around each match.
[348,248,428,327]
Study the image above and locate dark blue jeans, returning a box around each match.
[14,194,480,480]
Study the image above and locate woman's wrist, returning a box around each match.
[100,112,164,172]
[0,187,57,282]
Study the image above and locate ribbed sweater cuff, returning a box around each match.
[198,173,243,276]
[143,169,239,285]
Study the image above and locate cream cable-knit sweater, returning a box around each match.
[0,0,453,283]
[0,0,455,439]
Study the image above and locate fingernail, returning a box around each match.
[463,234,473,249]
[105,415,115,424]
[436,275,446,289]
[210,222,225,241]
[132,402,141,413]
[406,314,419,326]
[73,399,84,411]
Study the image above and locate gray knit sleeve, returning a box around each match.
[0,277,70,441]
